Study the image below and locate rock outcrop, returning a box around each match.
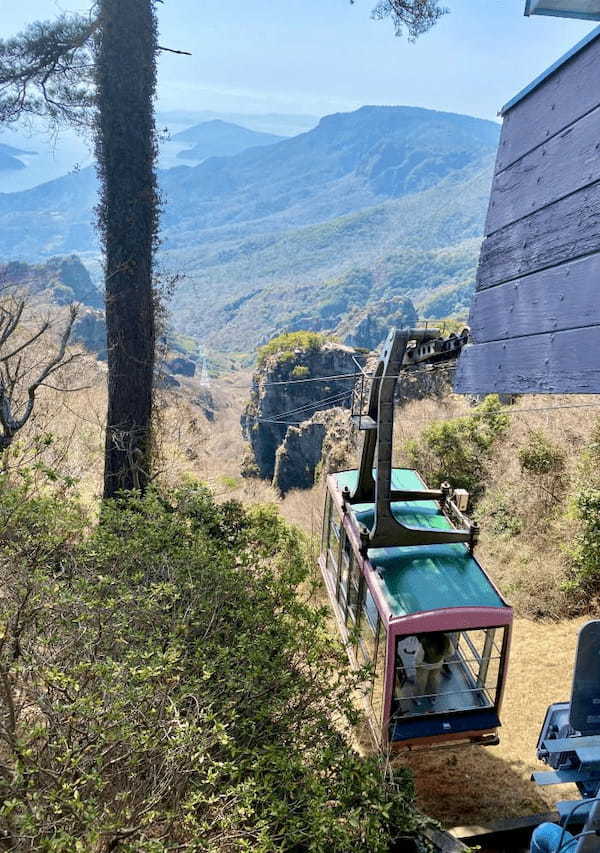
[273,406,357,495]
[242,334,462,495]
[167,356,196,377]
[339,295,418,351]
[0,256,102,309]
[273,420,327,494]
[72,308,107,360]
[241,341,357,482]
[397,363,455,403]
[192,387,216,421]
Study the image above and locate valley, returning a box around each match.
[0,105,499,353]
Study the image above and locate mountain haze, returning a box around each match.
[158,109,318,137]
[0,105,500,351]
[0,142,35,172]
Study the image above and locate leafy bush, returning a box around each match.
[518,430,566,508]
[257,331,325,366]
[564,422,600,593]
[218,474,240,490]
[291,365,310,379]
[478,492,522,538]
[0,483,424,852]
[519,430,565,477]
[406,395,508,498]
[566,488,600,591]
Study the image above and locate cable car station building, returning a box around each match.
[456,16,600,396]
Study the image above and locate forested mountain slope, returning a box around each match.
[0,105,500,351]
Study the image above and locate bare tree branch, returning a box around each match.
[0,320,50,363]
[0,301,79,452]
[157,45,192,56]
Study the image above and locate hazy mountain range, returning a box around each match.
[174,120,284,161]
[0,105,500,352]
[0,142,36,172]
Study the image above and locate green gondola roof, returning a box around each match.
[333,468,506,619]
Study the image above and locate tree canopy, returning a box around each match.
[0,481,425,850]
[367,0,448,39]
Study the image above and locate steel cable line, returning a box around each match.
[246,390,353,423]
[260,388,354,421]
[259,372,357,386]
[258,362,456,387]
[247,389,353,426]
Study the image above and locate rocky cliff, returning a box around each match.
[273,406,357,495]
[72,309,107,359]
[241,340,357,482]
[339,295,418,350]
[242,334,459,495]
[0,256,102,309]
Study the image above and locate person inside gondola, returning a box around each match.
[417,632,456,702]
[396,632,456,711]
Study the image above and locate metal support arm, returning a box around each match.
[347,328,477,552]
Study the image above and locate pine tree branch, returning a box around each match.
[0,13,97,126]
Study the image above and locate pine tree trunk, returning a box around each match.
[95,0,158,498]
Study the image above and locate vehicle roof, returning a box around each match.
[332,468,507,619]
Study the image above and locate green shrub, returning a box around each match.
[566,488,600,591]
[519,430,565,477]
[291,365,310,379]
[257,331,325,367]
[478,493,522,538]
[219,474,240,490]
[518,430,566,508]
[0,483,424,851]
[406,394,508,498]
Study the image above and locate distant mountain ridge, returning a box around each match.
[0,142,36,172]
[158,109,318,137]
[0,105,500,351]
[175,120,284,161]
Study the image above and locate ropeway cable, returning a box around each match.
[258,362,457,386]
[259,389,355,421]
[246,388,353,425]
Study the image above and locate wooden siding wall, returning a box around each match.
[455,34,600,395]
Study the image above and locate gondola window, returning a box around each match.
[393,628,506,719]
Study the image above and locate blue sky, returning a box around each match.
[2,0,597,121]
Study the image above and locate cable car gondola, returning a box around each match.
[318,328,513,751]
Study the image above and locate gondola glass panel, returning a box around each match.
[393,627,506,720]
[371,618,387,728]
[346,551,361,625]
[337,530,351,610]
[356,585,378,666]
[324,496,341,588]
